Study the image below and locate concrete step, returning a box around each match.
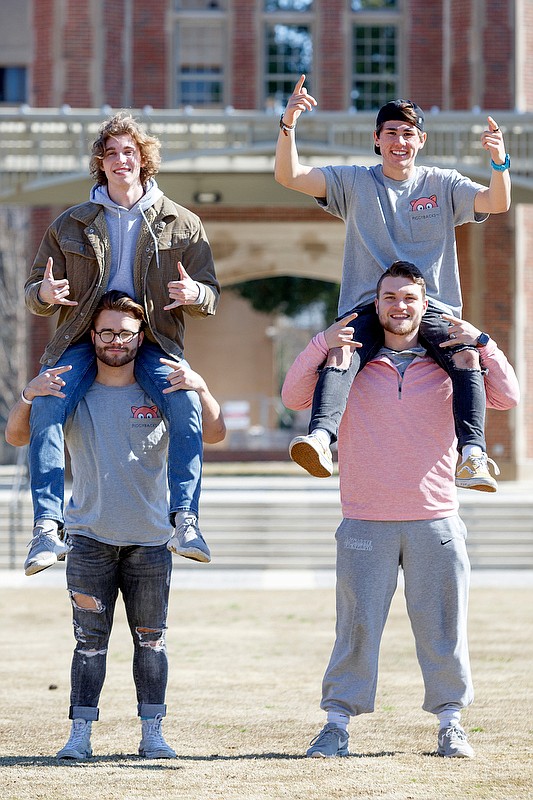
[1,478,533,570]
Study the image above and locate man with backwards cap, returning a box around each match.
[274,76,511,492]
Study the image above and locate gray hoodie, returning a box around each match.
[90,178,164,301]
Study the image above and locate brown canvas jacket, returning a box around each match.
[25,196,220,366]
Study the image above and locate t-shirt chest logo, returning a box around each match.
[410,195,438,212]
[131,405,159,419]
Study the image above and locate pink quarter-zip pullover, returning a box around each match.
[281,333,519,521]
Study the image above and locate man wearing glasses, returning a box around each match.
[23,112,219,576]
[6,291,225,760]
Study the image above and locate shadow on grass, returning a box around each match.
[0,750,399,767]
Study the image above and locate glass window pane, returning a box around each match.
[175,23,225,107]
[174,1,226,10]
[351,24,397,110]
[265,24,312,108]
[264,0,314,11]
[351,0,397,10]
[0,67,27,103]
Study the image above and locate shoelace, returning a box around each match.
[26,529,55,548]
[443,725,467,742]
[143,714,166,746]
[467,454,500,476]
[309,725,346,747]
[65,720,90,748]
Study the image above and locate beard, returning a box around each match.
[378,313,419,337]
[94,341,139,368]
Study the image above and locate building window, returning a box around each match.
[0,67,27,103]
[351,0,397,9]
[174,20,226,107]
[264,0,314,10]
[350,1,400,110]
[263,0,314,110]
[174,1,227,9]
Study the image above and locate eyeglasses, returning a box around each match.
[94,329,140,344]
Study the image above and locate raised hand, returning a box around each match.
[160,358,205,394]
[323,312,362,350]
[439,313,482,348]
[481,116,507,164]
[164,262,200,310]
[282,74,318,127]
[23,364,73,401]
[38,258,78,306]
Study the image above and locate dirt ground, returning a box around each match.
[0,584,532,800]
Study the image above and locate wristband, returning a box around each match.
[20,389,33,405]
[491,153,510,171]
[279,114,296,136]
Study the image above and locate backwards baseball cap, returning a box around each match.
[374,99,425,154]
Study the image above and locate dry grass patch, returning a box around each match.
[0,584,531,799]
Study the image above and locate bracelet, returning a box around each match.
[20,389,33,405]
[279,114,296,136]
[491,153,510,171]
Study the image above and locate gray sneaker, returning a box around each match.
[56,719,93,760]
[289,434,333,478]
[24,522,70,576]
[139,714,176,759]
[306,723,349,757]
[167,513,211,563]
[437,724,475,758]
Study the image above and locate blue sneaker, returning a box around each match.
[167,512,211,563]
[24,522,70,576]
[437,725,475,758]
[139,714,176,759]
[306,723,349,757]
[56,719,93,760]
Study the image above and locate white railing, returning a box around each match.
[1,108,532,196]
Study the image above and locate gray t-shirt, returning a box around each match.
[64,381,172,546]
[317,163,488,317]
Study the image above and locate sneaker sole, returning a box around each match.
[437,748,475,758]
[139,749,176,759]
[455,478,497,492]
[56,750,92,760]
[167,546,211,563]
[24,556,57,576]
[307,749,349,758]
[289,441,333,478]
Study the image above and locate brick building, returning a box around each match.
[0,0,531,477]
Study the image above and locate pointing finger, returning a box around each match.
[295,74,305,93]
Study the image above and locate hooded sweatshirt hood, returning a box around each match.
[90,178,164,299]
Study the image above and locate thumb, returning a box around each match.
[44,257,54,281]
[177,261,190,281]
[487,115,499,132]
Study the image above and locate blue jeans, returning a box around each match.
[309,300,486,451]
[29,340,203,526]
[66,534,172,721]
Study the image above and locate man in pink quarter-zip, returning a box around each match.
[281,261,519,760]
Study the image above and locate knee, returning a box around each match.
[451,349,480,370]
[135,627,167,652]
[69,591,105,613]
[325,346,354,369]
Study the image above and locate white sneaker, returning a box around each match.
[289,433,333,478]
[437,724,475,758]
[24,521,70,576]
[56,719,93,760]
[167,512,211,563]
[139,714,176,759]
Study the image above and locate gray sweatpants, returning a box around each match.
[321,515,474,718]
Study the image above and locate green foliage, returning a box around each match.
[229,277,340,322]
